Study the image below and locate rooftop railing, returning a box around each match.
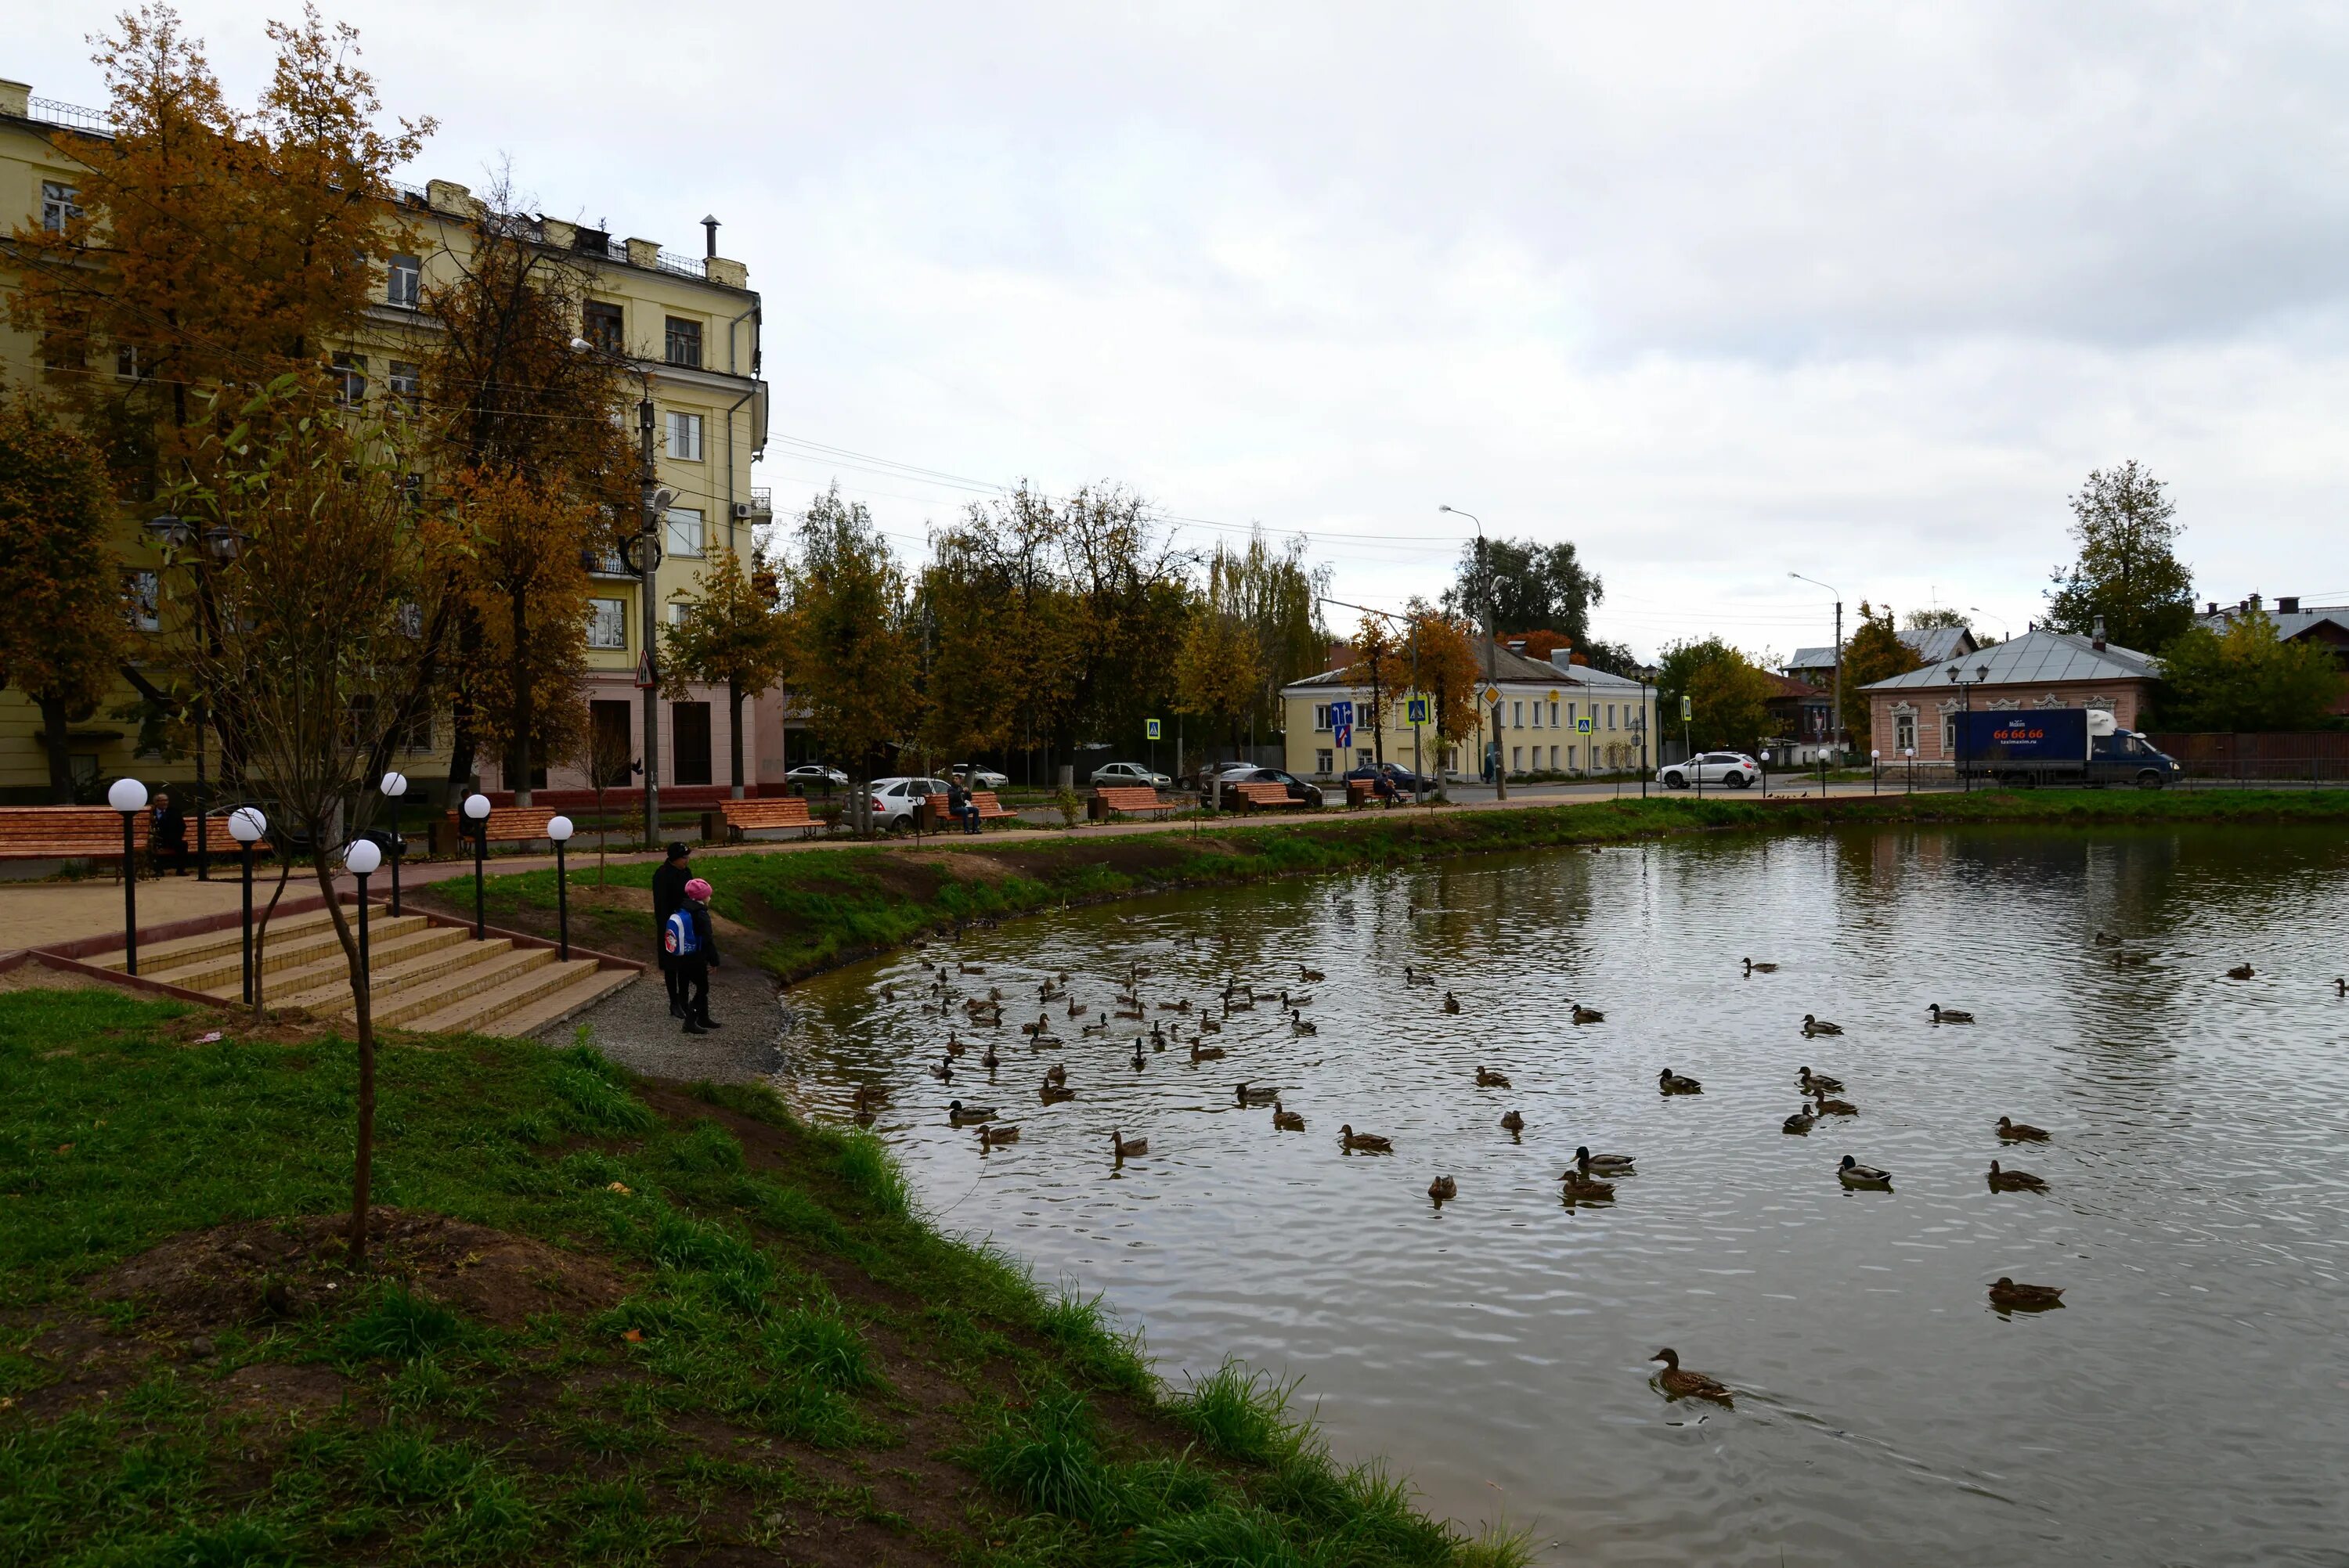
[26,96,114,133]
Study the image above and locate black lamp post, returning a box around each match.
[380,770,408,917]
[107,777,148,974]
[463,791,493,939]
[1947,663,1990,793]
[344,838,381,1004]
[228,806,266,1003]
[1871,749,1881,796]
[548,813,576,961]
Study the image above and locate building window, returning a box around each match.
[1553,701,1563,726]
[331,352,366,405]
[1943,716,1958,754]
[1357,749,1373,769]
[388,360,420,411]
[1894,713,1916,752]
[671,701,713,785]
[387,254,421,309]
[1315,749,1333,775]
[399,705,434,752]
[666,410,703,461]
[1312,704,1333,732]
[664,315,702,368]
[583,300,623,354]
[1511,701,1523,727]
[123,571,160,633]
[41,182,81,232]
[114,344,146,380]
[663,506,705,558]
[586,598,628,650]
[667,601,695,629]
[1510,745,1523,772]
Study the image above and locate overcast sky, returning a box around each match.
[19,4,2349,659]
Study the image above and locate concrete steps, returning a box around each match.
[86,902,640,1040]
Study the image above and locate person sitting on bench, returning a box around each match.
[947,778,981,834]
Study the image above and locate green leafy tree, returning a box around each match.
[781,486,916,792]
[2046,460,2196,651]
[663,547,792,798]
[1657,637,1775,752]
[1841,601,1923,740]
[0,394,132,801]
[1446,535,1604,643]
[1903,607,1970,629]
[2156,611,2344,731]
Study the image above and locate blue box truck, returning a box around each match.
[1954,708,2177,789]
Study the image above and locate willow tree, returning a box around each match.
[169,375,456,1266]
[0,395,132,801]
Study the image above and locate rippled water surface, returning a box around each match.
[786,826,2349,1565]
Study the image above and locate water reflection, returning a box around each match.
[787,825,2349,1566]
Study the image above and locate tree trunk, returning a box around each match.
[728,679,745,800]
[508,587,533,806]
[309,856,375,1267]
[38,694,74,802]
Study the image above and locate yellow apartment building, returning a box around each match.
[0,78,770,806]
[1280,640,1656,782]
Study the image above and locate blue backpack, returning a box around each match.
[663,908,700,958]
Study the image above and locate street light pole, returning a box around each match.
[1438,505,1506,801]
[463,791,493,938]
[548,814,575,961]
[109,777,148,974]
[1790,572,1844,768]
[380,770,408,917]
[229,806,265,1003]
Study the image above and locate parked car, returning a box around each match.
[1211,767,1326,809]
[1342,762,1429,795]
[1194,761,1264,803]
[1658,752,1760,790]
[1092,760,1172,790]
[866,776,954,830]
[785,763,849,792]
[948,762,1010,789]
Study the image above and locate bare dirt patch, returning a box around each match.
[93,1207,629,1330]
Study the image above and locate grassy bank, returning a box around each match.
[437,789,2349,982]
[0,989,1525,1566]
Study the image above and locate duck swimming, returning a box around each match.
[1929,1004,1975,1024]
[1997,1116,2049,1141]
[1499,1109,1525,1133]
[1190,1039,1228,1062]
[1443,991,1462,1014]
[1290,1009,1318,1036]
[1782,1106,1816,1134]
[1650,1348,1732,1404]
[1235,1081,1278,1105]
[1573,1146,1636,1176]
[1427,1174,1457,1204]
[1571,1004,1606,1026]
[1837,1154,1892,1188]
[977,1123,1019,1149]
[1475,1065,1512,1088]
[1272,1100,1306,1131]
[1658,1068,1702,1095]
[1404,965,1435,986]
[1810,1091,1857,1116]
[1339,1124,1393,1153]
[1987,1159,2048,1192]
[1988,1277,2065,1310]
[930,1056,954,1081]
[1801,1015,1843,1036]
[1560,1169,1617,1202]
[1744,958,1778,975]
[2225,963,2254,981]
[1798,1067,1843,1094]
[947,1100,999,1125]
[1112,1129,1148,1160]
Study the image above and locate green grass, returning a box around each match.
[455,788,2349,983]
[0,989,1518,1565]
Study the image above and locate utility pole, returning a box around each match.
[1790,571,1844,770]
[1488,560,1509,802]
[637,395,663,849]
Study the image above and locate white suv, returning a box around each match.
[1658,752,1760,790]
[866,776,954,830]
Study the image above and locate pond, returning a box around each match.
[785,825,2349,1566]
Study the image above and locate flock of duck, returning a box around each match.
[851,931,2329,1411]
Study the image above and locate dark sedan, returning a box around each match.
[1342,762,1430,795]
[1211,767,1326,809]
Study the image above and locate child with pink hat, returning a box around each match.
[662,876,721,1033]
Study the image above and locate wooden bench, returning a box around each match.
[923,791,1015,830]
[1095,785,1178,819]
[200,812,273,854]
[702,796,816,842]
[1229,780,1308,813]
[0,806,151,865]
[438,805,559,853]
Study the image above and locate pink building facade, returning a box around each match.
[1860,629,2160,762]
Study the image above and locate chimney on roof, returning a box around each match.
[702,214,720,259]
[2207,601,2219,615]
[2248,592,2263,612]
[2091,615,2106,651]
[1506,638,1526,655]
[2279,596,2300,615]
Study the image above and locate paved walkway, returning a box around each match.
[2,780,1936,952]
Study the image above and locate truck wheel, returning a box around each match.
[2135,770,2165,791]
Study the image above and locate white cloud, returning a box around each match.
[16,1,2348,654]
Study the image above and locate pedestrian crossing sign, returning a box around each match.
[1576,716,1593,735]
[1406,697,1429,726]
[1146,719,1161,740]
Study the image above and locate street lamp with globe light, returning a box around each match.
[463,792,493,938]
[228,806,267,1003]
[342,838,382,1000]
[380,771,409,916]
[547,815,576,960]
[107,777,148,972]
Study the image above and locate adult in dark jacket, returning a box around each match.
[672,877,720,1034]
[650,842,693,1018]
[150,791,189,878]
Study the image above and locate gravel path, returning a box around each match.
[532,958,788,1083]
